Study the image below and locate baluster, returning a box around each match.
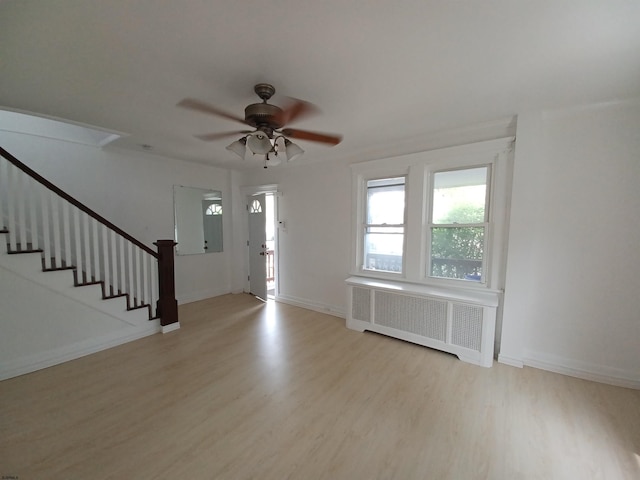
[143,253,151,309]
[141,248,148,305]
[128,241,135,306]
[28,177,39,249]
[40,187,52,269]
[0,159,6,230]
[135,246,143,306]
[119,235,126,295]
[109,229,118,294]
[62,200,71,267]
[50,193,62,268]
[150,256,159,317]
[72,207,83,281]
[102,225,111,295]
[7,164,17,250]
[82,212,92,282]
[91,217,100,283]
[17,170,27,249]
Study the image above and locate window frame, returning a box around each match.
[426,164,492,284]
[362,175,407,275]
[351,137,513,293]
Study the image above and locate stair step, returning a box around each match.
[43,266,76,272]
[7,243,44,254]
[3,235,157,322]
[76,280,102,287]
[104,293,127,300]
[41,257,75,270]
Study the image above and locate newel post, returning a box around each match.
[155,239,179,331]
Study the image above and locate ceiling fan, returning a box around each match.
[177,83,342,166]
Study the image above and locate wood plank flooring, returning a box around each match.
[1,293,639,479]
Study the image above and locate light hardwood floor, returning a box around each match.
[1,294,639,479]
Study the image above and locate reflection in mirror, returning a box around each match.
[174,185,223,254]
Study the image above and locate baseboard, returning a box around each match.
[522,350,639,390]
[177,287,231,305]
[161,322,180,334]
[275,294,346,319]
[0,321,161,381]
[497,354,524,368]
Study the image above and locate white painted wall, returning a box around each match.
[241,159,352,315]
[174,185,206,254]
[0,131,236,304]
[500,98,640,387]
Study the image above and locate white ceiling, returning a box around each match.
[1,1,639,169]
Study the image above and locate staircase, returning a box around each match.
[0,146,178,380]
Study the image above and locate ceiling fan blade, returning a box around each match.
[194,130,252,141]
[281,128,342,146]
[177,98,248,125]
[276,97,320,125]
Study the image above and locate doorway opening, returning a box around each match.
[265,193,276,298]
[247,190,278,301]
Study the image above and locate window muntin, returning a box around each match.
[205,203,222,215]
[429,166,489,282]
[363,177,406,273]
[249,199,263,213]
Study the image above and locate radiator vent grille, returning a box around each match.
[375,291,447,341]
[351,287,371,322]
[451,303,483,351]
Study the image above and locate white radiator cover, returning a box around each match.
[346,277,498,367]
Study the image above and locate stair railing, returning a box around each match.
[0,146,178,326]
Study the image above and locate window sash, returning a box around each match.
[362,176,406,274]
[427,165,490,283]
[428,225,486,282]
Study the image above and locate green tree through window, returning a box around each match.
[431,204,484,279]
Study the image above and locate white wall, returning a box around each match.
[241,159,352,315]
[500,98,640,387]
[0,131,237,304]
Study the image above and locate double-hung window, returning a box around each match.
[363,177,406,274]
[352,137,512,290]
[428,166,490,282]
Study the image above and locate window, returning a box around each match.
[249,199,263,213]
[363,177,405,273]
[205,204,222,215]
[429,166,489,282]
[351,136,513,290]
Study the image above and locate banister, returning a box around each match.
[0,146,157,258]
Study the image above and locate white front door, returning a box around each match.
[248,194,267,300]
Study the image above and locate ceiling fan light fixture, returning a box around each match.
[226,137,247,159]
[284,139,304,162]
[247,131,273,155]
[266,154,282,166]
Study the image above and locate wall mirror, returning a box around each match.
[174,185,223,255]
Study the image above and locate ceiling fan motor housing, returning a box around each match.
[244,103,284,133]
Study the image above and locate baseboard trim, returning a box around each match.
[275,294,346,319]
[161,322,180,334]
[497,354,524,368]
[0,321,161,381]
[522,351,639,390]
[177,288,231,305]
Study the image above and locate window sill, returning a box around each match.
[346,275,500,307]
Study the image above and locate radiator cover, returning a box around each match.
[346,277,498,367]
